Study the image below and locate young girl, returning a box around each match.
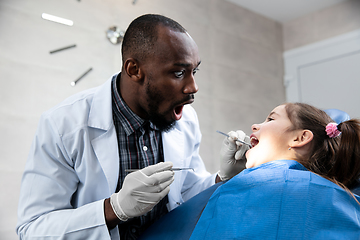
[190,102,360,239]
[245,102,360,190]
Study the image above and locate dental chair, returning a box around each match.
[324,108,350,124]
[139,108,360,240]
[139,181,224,240]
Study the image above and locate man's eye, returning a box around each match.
[174,71,184,78]
[193,68,199,75]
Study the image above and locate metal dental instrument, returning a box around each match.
[216,130,252,148]
[125,167,194,173]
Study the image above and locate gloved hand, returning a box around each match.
[110,162,174,221]
[218,130,250,181]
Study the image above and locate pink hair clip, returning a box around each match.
[325,122,341,138]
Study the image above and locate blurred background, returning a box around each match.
[1,0,360,238]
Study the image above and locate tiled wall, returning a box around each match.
[0,0,284,238]
[283,0,360,51]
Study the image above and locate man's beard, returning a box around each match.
[145,81,193,132]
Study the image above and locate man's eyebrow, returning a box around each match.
[174,61,201,68]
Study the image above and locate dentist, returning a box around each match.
[16,14,249,240]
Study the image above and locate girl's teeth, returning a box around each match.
[250,137,259,147]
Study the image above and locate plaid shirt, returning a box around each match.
[111,74,168,239]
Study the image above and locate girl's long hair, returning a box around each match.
[285,103,360,189]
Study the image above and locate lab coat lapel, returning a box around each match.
[162,125,185,166]
[88,76,119,194]
[91,128,119,194]
[163,124,185,209]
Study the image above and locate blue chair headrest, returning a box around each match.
[324,109,350,124]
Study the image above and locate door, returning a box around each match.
[284,29,360,118]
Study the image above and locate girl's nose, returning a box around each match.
[251,124,260,132]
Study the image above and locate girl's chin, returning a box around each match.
[245,160,253,169]
[245,151,254,168]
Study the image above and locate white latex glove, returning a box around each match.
[218,130,250,181]
[110,162,174,221]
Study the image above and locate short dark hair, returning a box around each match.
[121,14,187,64]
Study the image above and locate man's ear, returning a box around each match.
[123,58,144,81]
[291,130,313,148]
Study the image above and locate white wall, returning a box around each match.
[0,0,284,238]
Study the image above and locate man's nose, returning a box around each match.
[183,75,198,94]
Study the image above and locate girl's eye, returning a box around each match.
[174,71,184,78]
[267,117,274,122]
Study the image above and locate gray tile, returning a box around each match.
[314,0,360,41]
[210,0,283,50]
[210,32,283,78]
[282,15,317,51]
[283,0,360,51]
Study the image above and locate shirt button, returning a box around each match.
[143,146,148,151]
[131,227,137,233]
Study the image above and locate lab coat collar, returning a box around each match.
[88,74,117,131]
[87,73,120,193]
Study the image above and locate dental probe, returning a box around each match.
[216,130,252,148]
[125,167,194,173]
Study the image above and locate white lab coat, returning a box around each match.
[16,74,216,240]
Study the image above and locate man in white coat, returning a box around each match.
[16,14,249,239]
